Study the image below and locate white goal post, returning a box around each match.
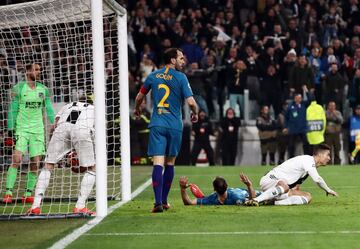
[0,0,130,219]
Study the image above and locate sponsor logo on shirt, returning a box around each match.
[25,102,42,109]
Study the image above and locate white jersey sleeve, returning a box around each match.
[303,161,321,182]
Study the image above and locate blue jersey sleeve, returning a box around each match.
[180,74,193,99]
[196,193,219,205]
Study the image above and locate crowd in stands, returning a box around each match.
[127,0,360,165]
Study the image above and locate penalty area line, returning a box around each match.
[49,178,152,249]
[84,230,360,236]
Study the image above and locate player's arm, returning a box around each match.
[239,173,256,199]
[179,176,197,205]
[44,88,55,124]
[7,85,20,132]
[181,75,198,122]
[134,84,149,118]
[186,96,199,123]
[134,92,146,118]
[307,167,338,197]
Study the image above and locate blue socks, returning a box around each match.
[162,165,174,204]
[152,165,163,206]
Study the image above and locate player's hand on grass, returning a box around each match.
[190,112,198,123]
[240,173,252,186]
[326,190,338,197]
[179,176,189,189]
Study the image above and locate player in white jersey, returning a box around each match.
[246,143,338,206]
[27,98,96,215]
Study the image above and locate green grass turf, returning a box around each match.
[0,166,152,249]
[67,166,360,249]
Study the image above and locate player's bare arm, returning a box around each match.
[179,176,197,205]
[240,173,256,199]
[134,92,146,118]
[186,96,198,123]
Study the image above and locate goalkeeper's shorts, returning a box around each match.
[15,131,45,157]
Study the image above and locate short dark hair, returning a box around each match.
[25,64,34,71]
[163,48,182,64]
[313,143,331,155]
[213,176,228,195]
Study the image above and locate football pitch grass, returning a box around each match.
[1,165,360,249]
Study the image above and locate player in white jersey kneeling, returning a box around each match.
[27,97,95,215]
[246,143,338,206]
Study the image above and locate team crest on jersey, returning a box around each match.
[38,92,44,98]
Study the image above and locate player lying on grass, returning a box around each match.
[179,173,312,206]
[3,63,55,204]
[245,143,338,207]
[27,96,95,215]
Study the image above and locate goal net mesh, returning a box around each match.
[0,0,123,219]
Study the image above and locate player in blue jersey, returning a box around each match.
[180,173,313,206]
[180,173,260,205]
[134,48,199,213]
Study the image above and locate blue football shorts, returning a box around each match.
[148,126,182,157]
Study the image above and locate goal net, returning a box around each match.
[0,0,129,220]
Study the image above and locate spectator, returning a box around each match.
[259,64,282,116]
[288,55,315,99]
[256,105,277,166]
[306,100,326,153]
[139,54,157,83]
[308,47,324,104]
[284,93,310,158]
[201,54,219,119]
[281,49,297,100]
[191,110,215,166]
[186,62,208,114]
[325,101,343,165]
[348,105,360,164]
[348,68,360,109]
[323,63,347,112]
[131,100,150,161]
[227,59,247,118]
[220,108,241,165]
[276,101,289,164]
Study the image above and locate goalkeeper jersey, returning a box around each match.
[8,81,55,133]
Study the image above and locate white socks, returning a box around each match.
[75,171,96,209]
[32,169,51,209]
[254,186,285,203]
[275,196,309,205]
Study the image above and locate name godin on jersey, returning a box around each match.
[156,73,173,81]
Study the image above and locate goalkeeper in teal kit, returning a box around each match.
[3,63,55,204]
[134,48,199,212]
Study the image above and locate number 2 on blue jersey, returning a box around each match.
[158,84,170,108]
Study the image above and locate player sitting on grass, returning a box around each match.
[245,143,338,207]
[3,63,55,204]
[27,96,95,215]
[179,173,312,206]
